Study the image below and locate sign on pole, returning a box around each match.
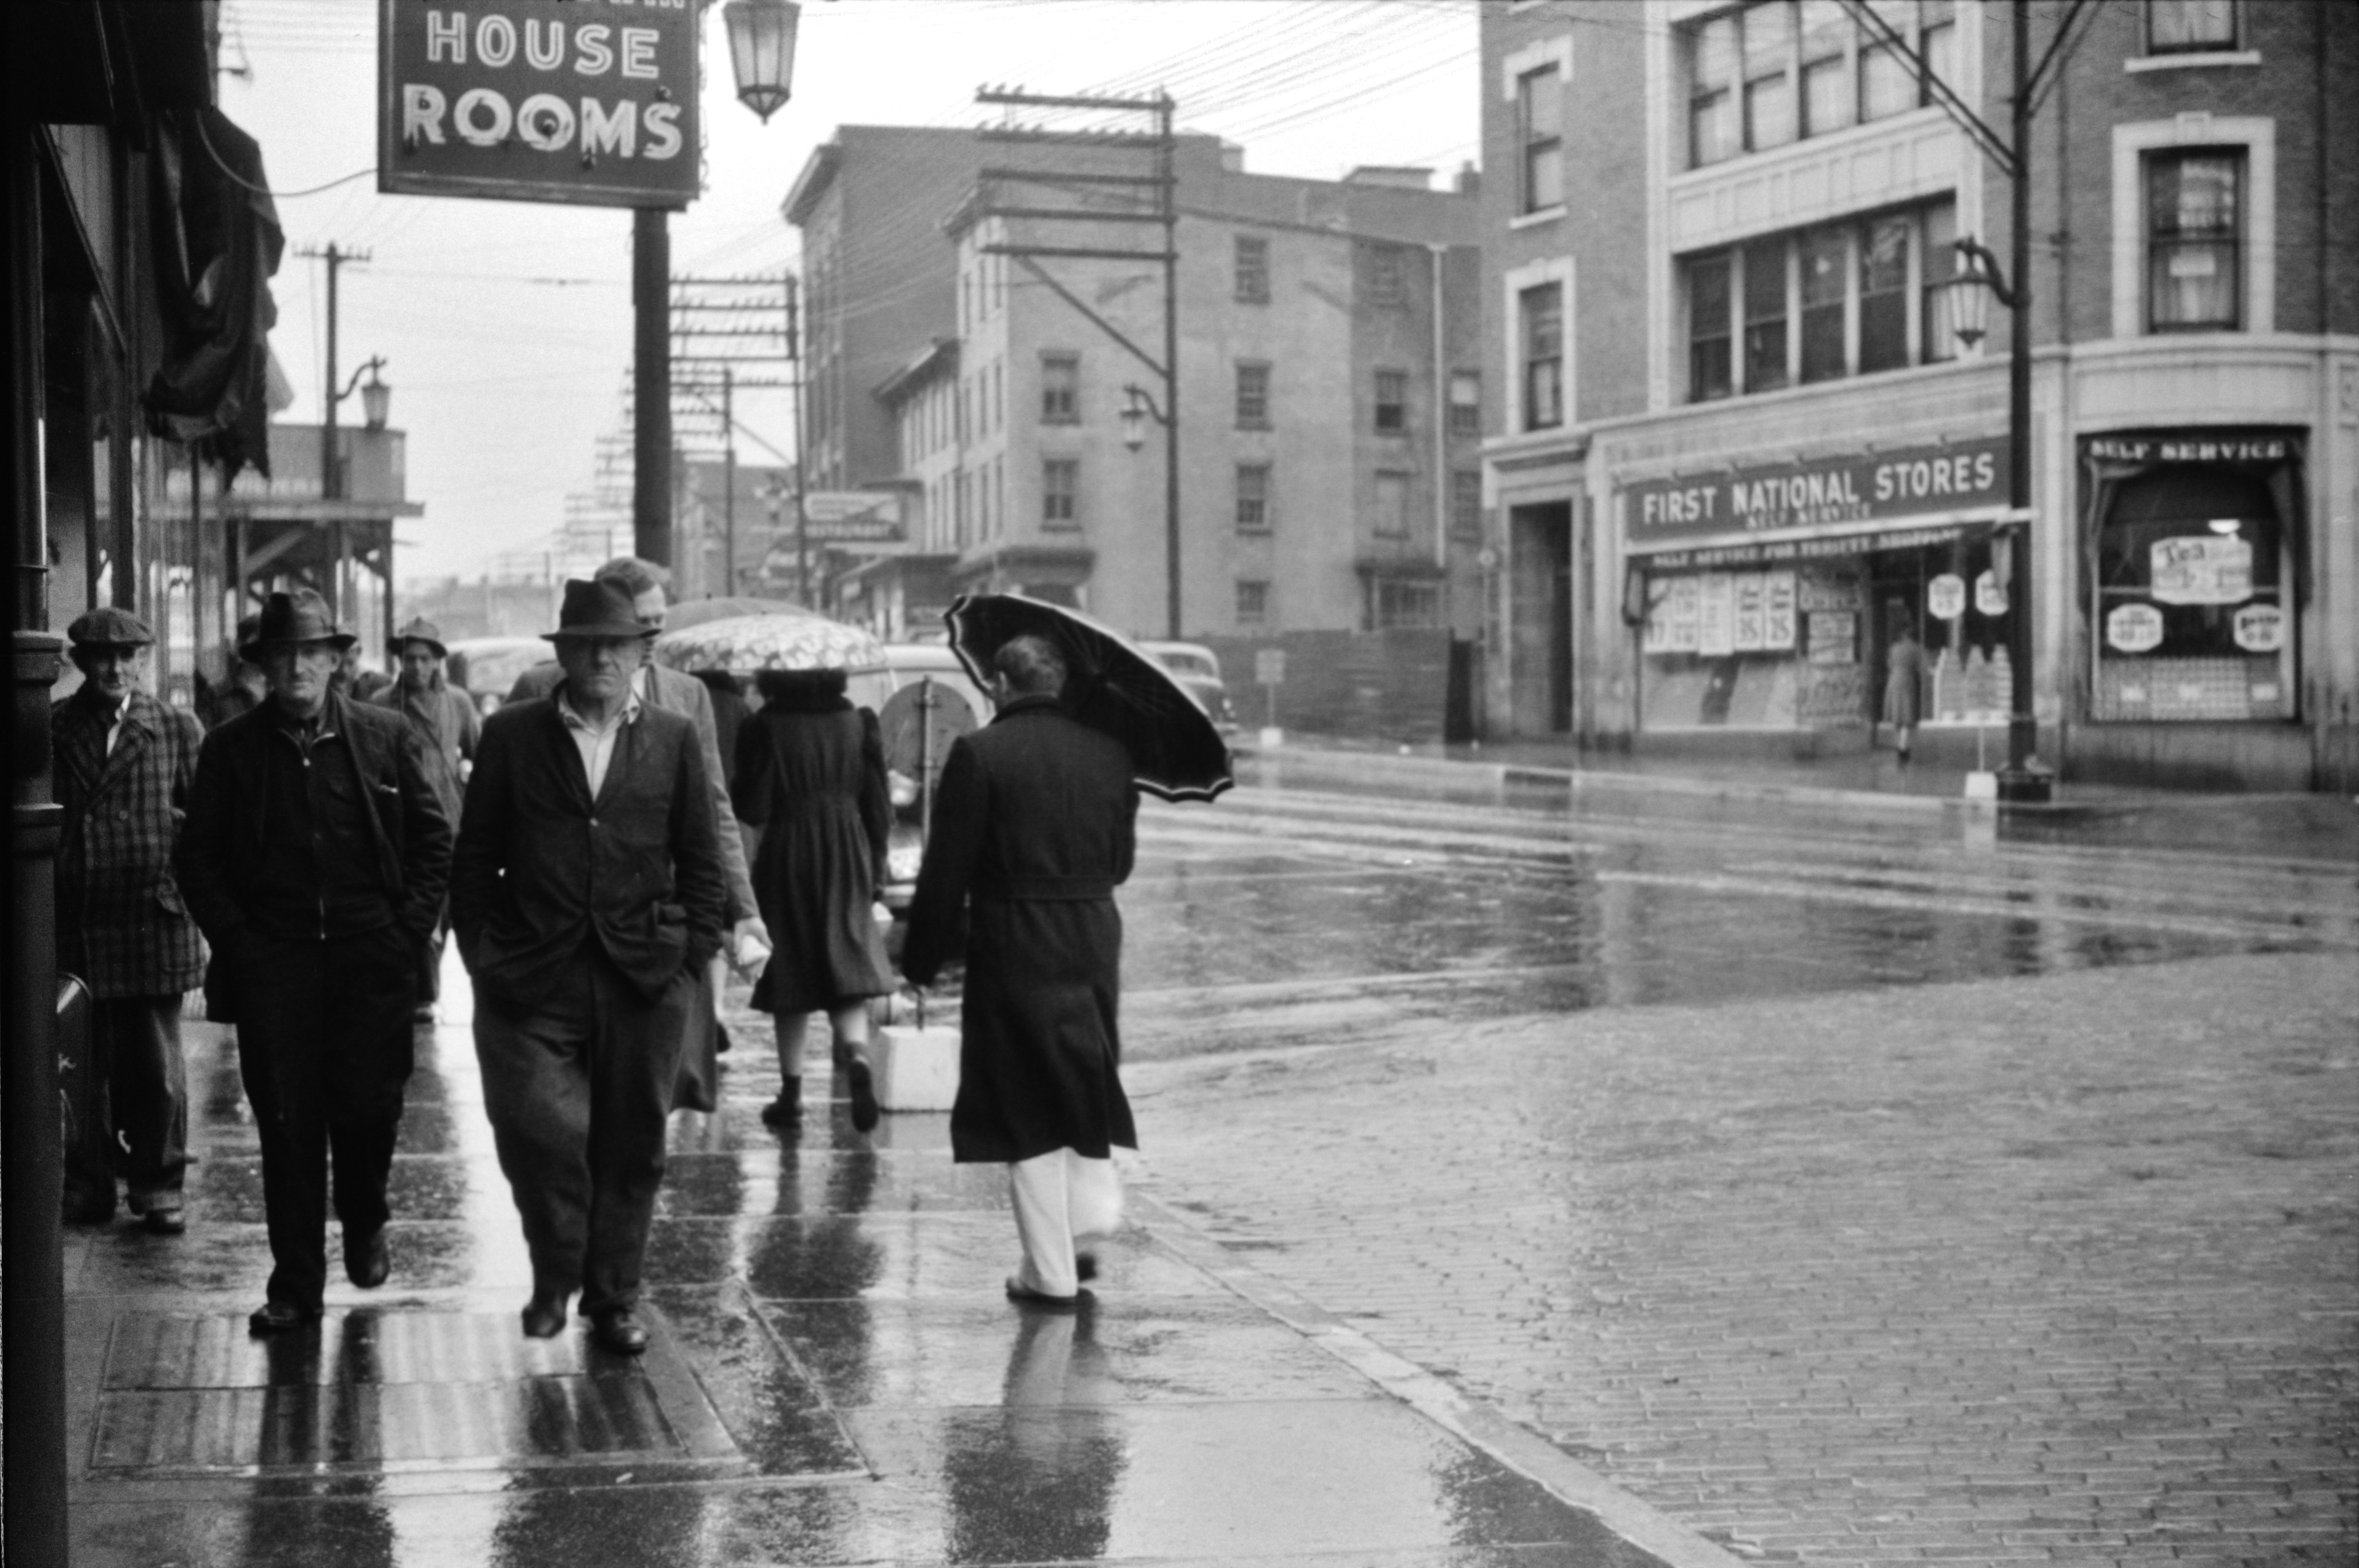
[379,0,701,209]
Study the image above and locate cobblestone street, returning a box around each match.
[1120,780,2359,1568]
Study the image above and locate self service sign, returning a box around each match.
[380,1,699,209]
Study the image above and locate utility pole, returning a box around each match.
[298,242,372,616]
[975,86,1180,636]
[788,271,810,607]
[671,270,796,597]
[634,209,672,568]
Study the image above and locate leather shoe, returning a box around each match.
[759,1092,803,1130]
[345,1227,390,1289]
[143,1205,188,1237]
[249,1300,322,1336]
[845,1055,880,1134]
[1005,1276,1087,1311]
[521,1293,568,1340]
[591,1309,649,1355]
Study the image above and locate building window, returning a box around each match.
[1741,238,1788,394]
[1373,579,1440,629]
[2147,150,2241,331]
[1043,459,1079,528]
[1235,235,1269,303]
[2148,0,2236,54]
[1373,472,1411,539]
[1684,1,1955,168]
[1449,371,1481,436]
[1235,361,1271,428]
[1687,252,1732,402]
[1235,464,1271,534]
[1520,284,1564,430]
[1684,198,1956,401]
[1040,354,1079,423]
[1375,370,1409,434]
[1369,247,1406,306]
[1451,470,1483,540]
[1236,579,1269,626]
[1517,63,1564,212]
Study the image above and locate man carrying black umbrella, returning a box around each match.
[901,633,1140,1308]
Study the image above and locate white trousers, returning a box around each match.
[1007,1148,1123,1298]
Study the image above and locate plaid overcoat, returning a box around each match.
[51,687,209,998]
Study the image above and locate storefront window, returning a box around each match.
[2093,465,2290,721]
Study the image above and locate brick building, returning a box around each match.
[1480,0,2357,791]
[787,130,1485,644]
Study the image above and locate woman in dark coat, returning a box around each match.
[734,668,894,1131]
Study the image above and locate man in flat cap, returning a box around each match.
[177,588,452,1334]
[375,616,479,1014]
[453,578,727,1353]
[52,607,209,1232]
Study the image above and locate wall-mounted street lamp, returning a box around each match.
[1119,382,1165,453]
[723,0,802,123]
[1118,383,1182,636]
[1940,236,2016,352]
[358,360,393,431]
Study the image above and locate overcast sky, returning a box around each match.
[217,0,1480,584]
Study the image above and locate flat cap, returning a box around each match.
[66,607,155,649]
[393,616,447,657]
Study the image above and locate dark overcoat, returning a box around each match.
[176,692,453,1018]
[902,695,1140,1165]
[373,676,479,824]
[450,697,728,1010]
[51,687,208,998]
[735,689,894,1013]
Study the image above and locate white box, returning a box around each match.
[873,1024,962,1112]
[1963,770,1999,801]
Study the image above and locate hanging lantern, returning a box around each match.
[724,0,801,124]
[360,363,392,431]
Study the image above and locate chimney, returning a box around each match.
[1219,142,1245,174]
[1455,161,1481,195]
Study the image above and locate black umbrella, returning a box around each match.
[943,593,1233,803]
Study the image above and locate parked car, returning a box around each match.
[444,636,548,716]
[839,645,996,923]
[1140,640,1238,732]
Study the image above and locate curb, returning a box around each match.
[1128,1189,1747,1568]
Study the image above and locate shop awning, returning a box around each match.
[1627,510,2021,572]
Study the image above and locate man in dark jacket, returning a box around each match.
[374,615,480,1015]
[902,634,1140,1309]
[178,589,452,1334]
[452,578,728,1353]
[53,608,208,1232]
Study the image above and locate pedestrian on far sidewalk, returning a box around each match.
[177,589,452,1336]
[734,667,894,1134]
[374,616,480,1015]
[452,578,728,1353]
[52,608,208,1233]
[1883,607,1929,764]
[900,634,1140,1310]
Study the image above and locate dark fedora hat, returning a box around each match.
[249,588,357,652]
[66,606,156,649]
[544,578,649,642]
[393,616,448,657]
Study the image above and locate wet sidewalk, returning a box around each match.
[56,955,1703,1568]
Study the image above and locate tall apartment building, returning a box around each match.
[789,131,1484,643]
[1481,0,2356,791]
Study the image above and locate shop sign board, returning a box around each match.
[379,0,700,210]
[2149,535,2252,605]
[1973,570,2008,617]
[2232,604,2284,653]
[1696,573,1736,656]
[1763,572,1797,649]
[2106,603,2165,653]
[2084,434,2293,466]
[1639,523,1965,573]
[1927,573,1966,620]
[1627,436,2007,546]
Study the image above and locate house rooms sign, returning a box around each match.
[1626,437,2009,549]
[379,1,699,208]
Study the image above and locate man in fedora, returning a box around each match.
[178,588,452,1334]
[375,615,480,1014]
[507,557,761,1106]
[452,578,728,1353]
[52,607,209,1232]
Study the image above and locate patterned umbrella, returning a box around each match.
[944,592,1232,804]
[651,612,884,675]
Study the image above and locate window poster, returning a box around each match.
[1697,572,1736,656]
[2232,603,2283,652]
[1927,572,1966,620]
[2150,535,2253,605]
[1807,609,1856,664]
[1732,573,1766,651]
[2106,602,2165,653]
[1763,571,1797,650]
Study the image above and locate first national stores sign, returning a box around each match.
[379,1,699,209]
[1625,436,2009,548]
